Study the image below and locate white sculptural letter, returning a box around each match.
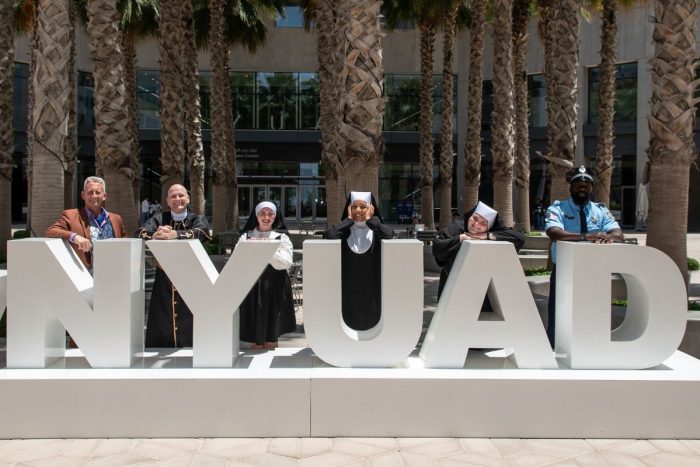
[420,241,557,369]
[303,240,423,368]
[555,242,687,369]
[146,239,279,367]
[0,269,6,320]
[7,238,144,368]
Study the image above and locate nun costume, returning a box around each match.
[237,201,296,349]
[432,201,525,299]
[323,191,394,330]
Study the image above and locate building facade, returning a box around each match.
[9,3,700,229]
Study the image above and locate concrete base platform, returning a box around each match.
[1,348,699,438]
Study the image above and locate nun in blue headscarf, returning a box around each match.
[323,191,394,331]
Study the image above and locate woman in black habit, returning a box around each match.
[237,201,296,349]
[323,191,394,330]
[433,201,525,299]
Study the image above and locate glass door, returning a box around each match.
[284,186,298,220]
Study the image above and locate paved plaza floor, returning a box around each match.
[0,232,699,464]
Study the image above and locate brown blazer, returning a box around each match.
[45,208,127,269]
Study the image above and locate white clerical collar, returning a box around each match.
[347,221,373,254]
[171,209,188,222]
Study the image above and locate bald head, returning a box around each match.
[167,184,190,214]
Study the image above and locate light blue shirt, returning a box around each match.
[545,197,620,263]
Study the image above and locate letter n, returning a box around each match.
[7,239,144,368]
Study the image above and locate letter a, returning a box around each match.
[420,241,557,369]
[303,240,423,368]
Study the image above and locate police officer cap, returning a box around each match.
[569,165,594,183]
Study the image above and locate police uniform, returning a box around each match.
[544,198,620,263]
[544,166,621,348]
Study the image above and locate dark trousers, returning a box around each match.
[547,266,556,348]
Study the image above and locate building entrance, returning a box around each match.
[239,184,326,223]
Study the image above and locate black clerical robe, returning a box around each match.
[324,216,394,331]
[432,219,525,299]
[136,211,210,348]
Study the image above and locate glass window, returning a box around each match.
[588,62,637,124]
[299,73,320,130]
[379,162,420,222]
[12,63,29,130]
[137,70,161,129]
[257,72,297,130]
[384,74,421,131]
[231,72,255,129]
[77,71,95,128]
[275,5,304,28]
[528,74,547,127]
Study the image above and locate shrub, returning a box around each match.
[612,299,627,307]
[688,257,699,271]
[12,229,30,239]
[524,267,550,276]
[690,301,700,311]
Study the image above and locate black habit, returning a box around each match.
[136,211,211,348]
[432,205,525,300]
[237,230,297,345]
[324,216,394,330]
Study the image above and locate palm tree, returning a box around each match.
[591,0,618,206]
[338,0,385,199]
[86,0,138,234]
[64,0,77,209]
[437,1,461,229]
[182,0,205,214]
[0,0,14,254]
[118,0,158,209]
[157,0,185,203]
[491,0,515,227]
[302,0,348,225]
[29,0,71,236]
[512,0,531,232]
[462,0,485,212]
[646,0,696,284]
[195,0,281,233]
[541,0,581,202]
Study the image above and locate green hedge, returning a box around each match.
[689,257,699,271]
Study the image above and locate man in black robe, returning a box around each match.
[135,184,211,348]
[324,191,394,331]
[433,201,525,300]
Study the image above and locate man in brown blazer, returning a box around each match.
[45,176,127,271]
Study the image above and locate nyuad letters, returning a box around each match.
[0,238,689,371]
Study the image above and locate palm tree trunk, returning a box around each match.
[209,0,228,233]
[182,0,205,215]
[318,0,347,226]
[122,33,141,208]
[513,0,531,232]
[63,0,77,210]
[339,0,384,199]
[438,5,458,229]
[0,0,14,253]
[418,23,435,228]
[158,0,185,204]
[593,0,618,206]
[25,16,38,233]
[646,0,696,284]
[30,0,70,236]
[86,0,138,234]
[462,0,485,212]
[545,0,581,202]
[491,0,515,227]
